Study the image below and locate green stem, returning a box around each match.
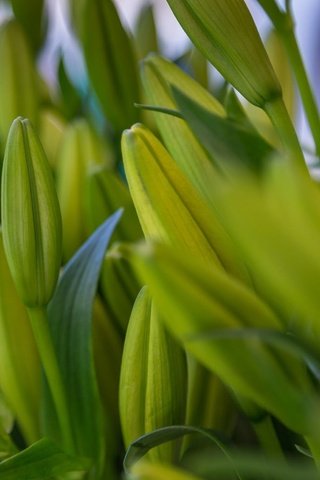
[280,28,320,157]
[260,3,320,156]
[27,307,74,452]
[253,416,286,461]
[264,97,308,174]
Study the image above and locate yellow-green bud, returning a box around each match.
[166,0,282,107]
[1,117,62,307]
[56,119,112,260]
[120,286,187,462]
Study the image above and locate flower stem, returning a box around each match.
[27,307,74,452]
[280,27,320,157]
[253,415,286,461]
[265,97,308,174]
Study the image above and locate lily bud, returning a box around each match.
[166,0,282,108]
[120,286,187,462]
[1,117,62,307]
[56,119,112,260]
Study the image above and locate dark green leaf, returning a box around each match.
[124,425,239,478]
[58,57,82,120]
[47,210,122,475]
[0,438,89,480]
[173,86,274,175]
[187,450,317,480]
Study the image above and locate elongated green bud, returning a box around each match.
[1,117,62,307]
[122,123,249,281]
[0,20,39,144]
[56,119,111,260]
[122,124,221,266]
[120,286,187,462]
[166,0,281,108]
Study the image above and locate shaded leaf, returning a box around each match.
[47,210,122,475]
[173,87,274,175]
[0,438,89,480]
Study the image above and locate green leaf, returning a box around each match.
[0,438,89,480]
[46,210,122,476]
[173,87,274,175]
[57,57,82,120]
[188,450,318,480]
[124,425,235,475]
[141,54,223,198]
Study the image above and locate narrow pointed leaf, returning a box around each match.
[47,210,122,475]
[124,425,233,474]
[0,438,90,480]
[173,87,274,175]
[141,54,223,196]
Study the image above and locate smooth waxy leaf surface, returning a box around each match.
[47,210,122,475]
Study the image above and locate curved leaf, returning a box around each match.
[46,210,122,476]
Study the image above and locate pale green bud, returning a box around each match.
[120,286,187,462]
[1,117,62,307]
